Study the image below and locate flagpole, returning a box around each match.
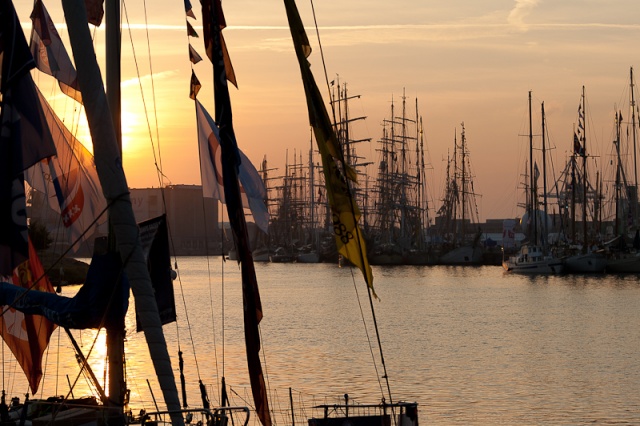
[104,0,126,414]
[581,87,588,252]
[61,1,183,424]
[528,91,536,245]
[204,1,272,424]
[630,67,638,228]
[541,102,549,248]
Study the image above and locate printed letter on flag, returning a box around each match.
[25,88,107,249]
[283,0,375,296]
[0,241,57,394]
[1,0,57,276]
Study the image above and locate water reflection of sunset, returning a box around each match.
[78,328,107,394]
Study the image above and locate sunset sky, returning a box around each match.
[15,0,640,221]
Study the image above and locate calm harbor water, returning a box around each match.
[3,258,640,424]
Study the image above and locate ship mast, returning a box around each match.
[104,0,125,411]
[460,122,466,244]
[630,67,638,229]
[580,86,588,252]
[528,91,536,244]
[62,0,184,423]
[541,102,549,248]
[631,67,638,191]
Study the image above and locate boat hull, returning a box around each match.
[564,253,607,273]
[438,245,483,265]
[606,253,640,273]
[503,245,564,274]
[252,248,270,262]
[297,251,320,263]
[502,260,564,274]
[403,249,437,265]
[368,253,404,265]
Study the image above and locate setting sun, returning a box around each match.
[120,108,139,153]
[15,0,640,220]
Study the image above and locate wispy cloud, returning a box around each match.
[35,21,640,34]
[122,70,178,87]
[507,0,540,30]
[243,21,640,53]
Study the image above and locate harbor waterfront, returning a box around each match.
[3,258,638,424]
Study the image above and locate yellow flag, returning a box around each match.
[284,0,374,295]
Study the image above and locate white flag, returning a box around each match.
[195,100,269,233]
[25,88,107,249]
[30,0,82,103]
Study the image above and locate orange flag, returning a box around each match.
[1,240,57,393]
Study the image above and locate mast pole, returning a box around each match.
[453,131,458,244]
[416,99,421,230]
[309,132,315,248]
[461,122,466,244]
[616,112,622,235]
[401,91,407,240]
[104,0,125,413]
[581,86,588,252]
[528,91,536,244]
[343,82,350,165]
[61,1,184,424]
[630,67,638,229]
[631,67,638,190]
[390,99,395,242]
[541,102,548,248]
[106,0,121,153]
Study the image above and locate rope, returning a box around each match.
[348,267,385,398]
[142,0,164,184]
[309,0,334,120]
[121,1,166,190]
[308,0,395,408]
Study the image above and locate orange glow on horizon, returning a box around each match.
[14,0,640,221]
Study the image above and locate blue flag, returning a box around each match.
[0,1,56,275]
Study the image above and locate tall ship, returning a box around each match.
[368,92,432,265]
[267,150,313,262]
[604,67,640,272]
[434,122,484,265]
[328,78,374,262]
[550,86,607,273]
[503,92,564,274]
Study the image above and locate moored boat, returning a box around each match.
[563,251,607,273]
[435,123,484,265]
[296,249,321,263]
[504,92,563,274]
[503,244,564,273]
[270,246,296,262]
[605,250,640,273]
[440,245,484,265]
[252,246,271,262]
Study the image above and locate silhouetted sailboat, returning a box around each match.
[436,122,483,265]
[606,67,640,273]
[560,86,607,273]
[503,92,564,274]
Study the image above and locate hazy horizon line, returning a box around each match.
[28,22,640,32]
